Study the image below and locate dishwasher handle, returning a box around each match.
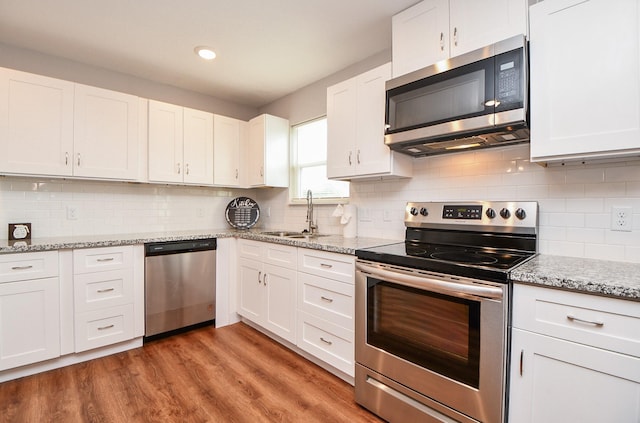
[145,238,216,256]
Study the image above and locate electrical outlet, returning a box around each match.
[383,210,392,222]
[611,206,632,232]
[66,206,78,220]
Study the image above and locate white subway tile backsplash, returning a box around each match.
[0,176,247,238]
[331,145,639,263]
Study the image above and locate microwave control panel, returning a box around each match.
[496,48,523,105]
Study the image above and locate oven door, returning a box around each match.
[355,260,508,423]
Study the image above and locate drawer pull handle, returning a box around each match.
[97,324,114,331]
[258,271,262,284]
[320,296,334,303]
[567,315,604,327]
[320,263,333,269]
[97,288,115,293]
[320,337,333,346]
[11,265,33,270]
[96,257,115,262]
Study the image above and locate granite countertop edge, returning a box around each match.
[511,254,640,301]
[0,229,399,256]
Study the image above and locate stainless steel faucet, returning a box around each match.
[306,189,318,234]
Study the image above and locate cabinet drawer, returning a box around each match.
[513,284,640,356]
[298,249,354,284]
[237,239,264,260]
[0,251,58,283]
[298,272,353,329]
[74,269,134,312]
[73,246,133,274]
[74,304,134,352]
[297,311,354,376]
[238,240,297,270]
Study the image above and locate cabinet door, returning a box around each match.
[326,78,357,179]
[449,0,527,58]
[183,107,213,185]
[0,277,60,370]
[354,63,392,176]
[73,84,139,180]
[262,115,289,188]
[237,257,263,323]
[0,68,74,176]
[509,328,640,423]
[247,115,266,186]
[530,0,640,162]
[148,100,183,183]
[263,263,297,343]
[213,114,241,186]
[392,0,449,77]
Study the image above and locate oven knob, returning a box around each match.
[486,208,496,219]
[515,208,527,220]
[419,207,429,216]
[500,208,511,219]
[410,207,419,216]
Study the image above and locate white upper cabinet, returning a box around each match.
[213,114,244,187]
[529,0,640,163]
[392,0,449,78]
[74,84,139,180]
[247,114,289,188]
[148,100,213,185]
[392,0,527,77]
[327,63,412,180]
[0,69,74,176]
[0,68,140,180]
[183,107,214,185]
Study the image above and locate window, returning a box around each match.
[290,117,349,202]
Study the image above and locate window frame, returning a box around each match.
[289,116,349,205]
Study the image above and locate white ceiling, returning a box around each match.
[0,0,418,108]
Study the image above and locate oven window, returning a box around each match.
[367,279,480,388]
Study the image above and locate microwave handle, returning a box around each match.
[356,261,503,300]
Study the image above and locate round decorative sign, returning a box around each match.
[225,197,260,229]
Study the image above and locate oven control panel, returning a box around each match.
[406,201,538,232]
[442,205,483,220]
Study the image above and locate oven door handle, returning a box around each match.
[356,262,503,300]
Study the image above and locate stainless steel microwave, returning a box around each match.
[385,35,529,157]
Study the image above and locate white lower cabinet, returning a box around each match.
[296,249,355,377]
[0,252,60,371]
[73,246,137,352]
[237,240,297,343]
[509,284,640,422]
[236,241,357,378]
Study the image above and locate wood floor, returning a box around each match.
[0,322,384,423]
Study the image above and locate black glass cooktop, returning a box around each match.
[356,241,535,283]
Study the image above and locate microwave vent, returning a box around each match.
[395,128,530,157]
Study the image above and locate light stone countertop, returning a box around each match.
[511,254,640,301]
[0,228,399,256]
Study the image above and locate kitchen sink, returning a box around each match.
[259,231,330,239]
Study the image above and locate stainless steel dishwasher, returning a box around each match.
[144,238,216,340]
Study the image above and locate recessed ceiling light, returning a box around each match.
[194,46,216,60]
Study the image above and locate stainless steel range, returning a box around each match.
[355,201,538,423]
